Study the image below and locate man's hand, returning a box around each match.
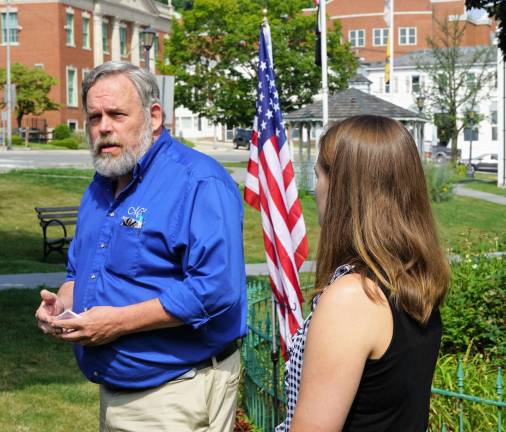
[52,306,126,346]
[35,289,65,336]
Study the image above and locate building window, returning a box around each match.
[34,63,44,69]
[373,28,388,46]
[491,110,498,141]
[120,25,127,57]
[349,29,365,48]
[139,29,144,59]
[65,12,74,46]
[66,67,78,107]
[399,27,416,45]
[82,16,90,49]
[154,34,159,57]
[411,75,420,93]
[102,21,109,53]
[67,120,78,131]
[1,12,18,44]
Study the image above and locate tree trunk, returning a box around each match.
[450,126,459,161]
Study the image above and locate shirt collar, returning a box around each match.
[133,127,172,179]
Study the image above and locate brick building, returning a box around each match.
[0,0,172,132]
[322,0,494,62]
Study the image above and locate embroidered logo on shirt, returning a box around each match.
[121,207,147,229]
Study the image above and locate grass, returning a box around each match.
[0,288,99,431]
[1,168,506,274]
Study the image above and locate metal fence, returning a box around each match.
[242,280,505,432]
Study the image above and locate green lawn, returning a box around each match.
[0,288,99,432]
[0,168,505,274]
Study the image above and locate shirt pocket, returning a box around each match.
[104,224,141,278]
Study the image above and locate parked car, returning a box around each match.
[233,128,252,150]
[458,153,498,173]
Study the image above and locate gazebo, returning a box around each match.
[284,87,427,164]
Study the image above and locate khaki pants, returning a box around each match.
[99,350,241,432]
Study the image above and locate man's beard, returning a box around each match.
[90,118,153,178]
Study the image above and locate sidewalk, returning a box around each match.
[454,184,506,206]
[0,260,316,291]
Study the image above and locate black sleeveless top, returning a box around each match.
[343,286,442,432]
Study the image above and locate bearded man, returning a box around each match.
[35,61,247,432]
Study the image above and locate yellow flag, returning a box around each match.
[384,30,390,84]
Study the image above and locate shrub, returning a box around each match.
[11,135,23,146]
[441,251,506,359]
[424,163,455,202]
[51,137,79,149]
[52,123,72,140]
[429,350,504,431]
[71,130,88,149]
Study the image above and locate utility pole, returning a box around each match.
[5,0,12,150]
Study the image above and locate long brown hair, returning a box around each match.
[315,115,449,324]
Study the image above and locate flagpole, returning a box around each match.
[321,0,328,129]
[390,0,394,93]
[261,11,280,425]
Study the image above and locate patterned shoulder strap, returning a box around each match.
[312,264,355,309]
[328,264,354,285]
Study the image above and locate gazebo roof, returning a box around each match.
[284,88,425,123]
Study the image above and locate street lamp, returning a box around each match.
[140,26,156,72]
[416,95,425,113]
[465,110,477,178]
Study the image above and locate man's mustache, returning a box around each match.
[93,137,122,155]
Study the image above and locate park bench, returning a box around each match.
[34,206,79,261]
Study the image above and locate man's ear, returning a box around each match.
[150,103,163,136]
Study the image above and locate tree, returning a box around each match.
[465,0,506,58]
[416,17,495,159]
[161,0,357,126]
[0,63,59,129]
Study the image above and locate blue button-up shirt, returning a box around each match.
[66,129,247,389]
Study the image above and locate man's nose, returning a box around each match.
[98,115,112,134]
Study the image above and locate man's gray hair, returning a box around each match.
[82,61,161,113]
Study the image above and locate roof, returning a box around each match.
[367,45,497,69]
[284,88,425,123]
[349,73,372,84]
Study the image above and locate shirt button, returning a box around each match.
[100,243,107,248]
[90,273,96,279]
[93,371,99,377]
[108,211,115,217]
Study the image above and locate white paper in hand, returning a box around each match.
[55,309,82,320]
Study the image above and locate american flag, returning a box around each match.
[244,21,308,357]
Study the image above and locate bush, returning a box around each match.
[51,137,79,149]
[424,163,455,202]
[441,251,506,359]
[429,350,504,431]
[52,123,72,140]
[71,130,88,149]
[11,135,23,146]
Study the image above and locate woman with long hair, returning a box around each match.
[276,115,450,432]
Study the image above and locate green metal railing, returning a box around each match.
[242,280,505,432]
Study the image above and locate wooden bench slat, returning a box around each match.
[38,213,79,219]
[35,206,79,212]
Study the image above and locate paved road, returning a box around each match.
[0,140,249,172]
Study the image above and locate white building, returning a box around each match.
[363,46,499,159]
